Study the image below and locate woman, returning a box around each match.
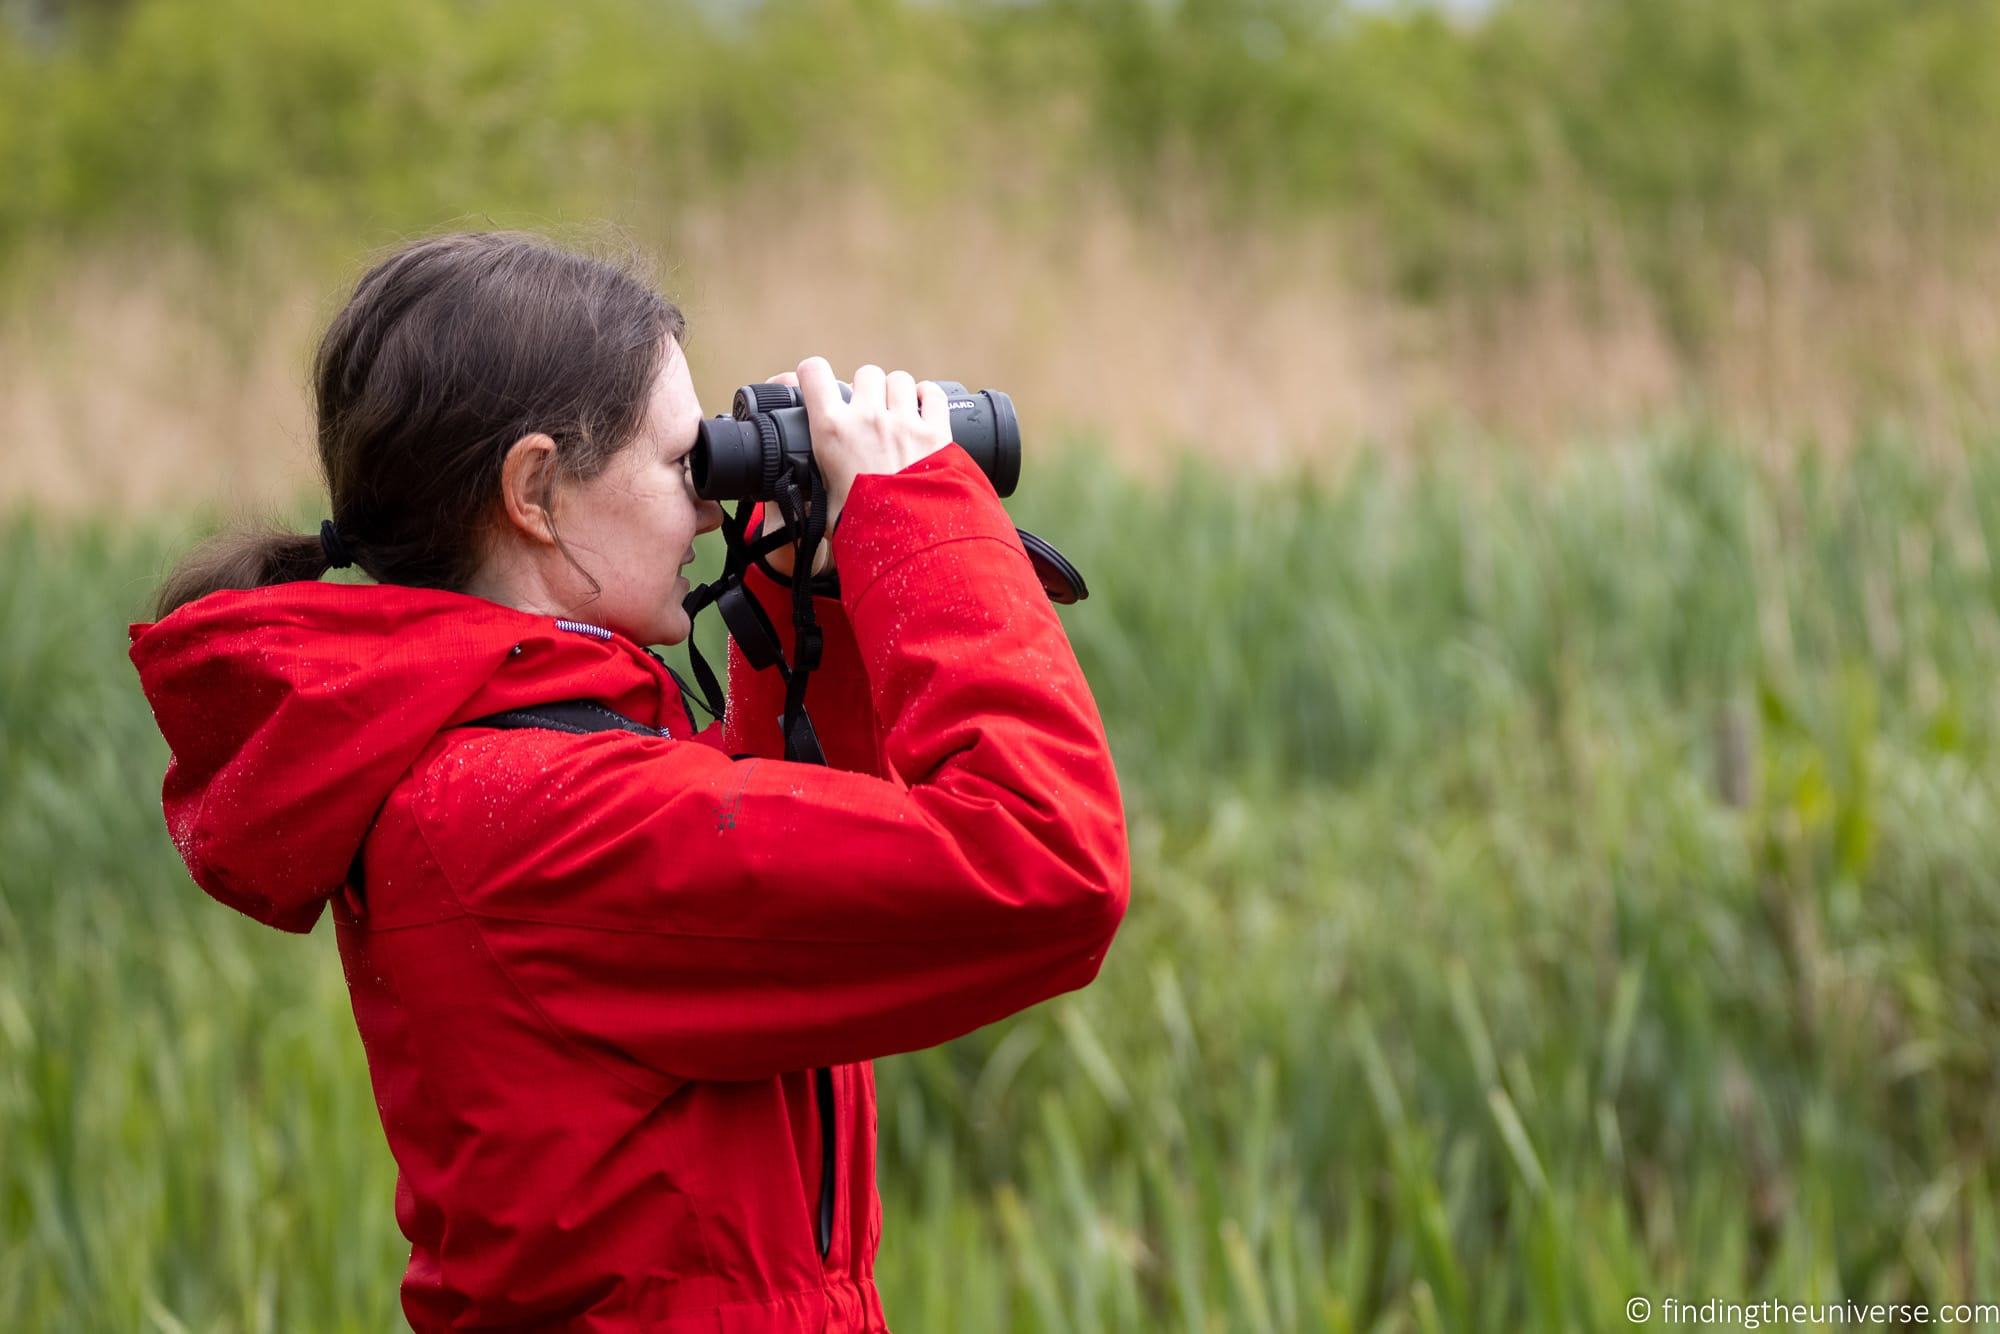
[127,231,1129,1331]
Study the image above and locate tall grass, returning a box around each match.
[5,433,2000,1329]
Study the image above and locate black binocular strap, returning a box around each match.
[681,461,831,767]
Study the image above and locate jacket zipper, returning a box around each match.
[644,645,836,1255]
[814,1066,837,1259]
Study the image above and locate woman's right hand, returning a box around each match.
[759,358,953,577]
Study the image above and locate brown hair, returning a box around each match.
[151,230,685,619]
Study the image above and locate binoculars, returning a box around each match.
[692,380,1021,501]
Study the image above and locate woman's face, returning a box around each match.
[536,337,724,646]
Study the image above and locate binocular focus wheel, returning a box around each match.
[737,383,800,416]
[757,416,784,494]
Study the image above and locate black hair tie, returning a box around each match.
[319,519,356,570]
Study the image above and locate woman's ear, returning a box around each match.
[497,433,561,546]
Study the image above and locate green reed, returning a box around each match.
[5,431,1999,1330]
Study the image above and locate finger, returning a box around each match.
[764,371,801,388]
[917,380,950,436]
[796,357,842,421]
[851,363,887,412]
[885,369,917,417]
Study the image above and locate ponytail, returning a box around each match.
[152,526,342,621]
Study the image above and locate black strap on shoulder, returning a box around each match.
[458,699,666,738]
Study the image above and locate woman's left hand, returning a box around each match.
[756,371,834,579]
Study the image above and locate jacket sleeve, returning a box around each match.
[720,504,886,777]
[423,445,1129,1082]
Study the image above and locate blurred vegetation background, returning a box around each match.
[6,0,2000,311]
[8,0,2000,505]
[6,0,2000,1329]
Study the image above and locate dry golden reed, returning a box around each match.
[6,188,2000,515]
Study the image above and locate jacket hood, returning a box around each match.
[129,581,691,934]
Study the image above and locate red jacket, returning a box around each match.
[127,446,1130,1331]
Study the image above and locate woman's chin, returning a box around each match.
[649,608,692,648]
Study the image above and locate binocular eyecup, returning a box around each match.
[693,380,1021,501]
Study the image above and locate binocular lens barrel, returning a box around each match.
[692,380,1020,501]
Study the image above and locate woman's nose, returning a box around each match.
[696,499,724,534]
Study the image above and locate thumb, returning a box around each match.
[797,357,843,424]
